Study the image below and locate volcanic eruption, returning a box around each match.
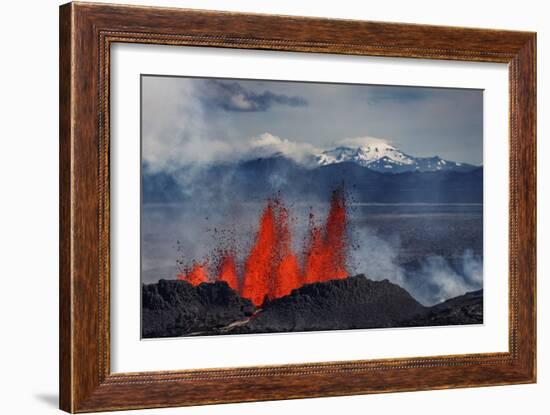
[177,188,349,306]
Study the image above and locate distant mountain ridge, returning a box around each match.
[143,154,483,205]
[142,142,482,204]
[315,142,476,173]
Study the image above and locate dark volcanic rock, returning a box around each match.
[400,289,483,327]
[224,275,426,334]
[141,277,483,338]
[141,279,255,338]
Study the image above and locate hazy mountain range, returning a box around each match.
[142,142,483,204]
[315,142,476,173]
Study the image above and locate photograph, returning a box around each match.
[140,76,484,338]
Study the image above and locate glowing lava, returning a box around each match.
[270,200,302,299]
[177,188,349,306]
[216,253,239,292]
[241,201,277,306]
[177,261,209,286]
[303,189,348,283]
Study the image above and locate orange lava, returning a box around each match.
[303,189,348,283]
[177,188,349,306]
[241,202,277,306]
[216,253,239,292]
[303,224,325,284]
[322,189,348,280]
[177,262,209,285]
[270,201,302,299]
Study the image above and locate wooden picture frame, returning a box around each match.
[59,2,536,412]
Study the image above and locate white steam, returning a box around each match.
[349,226,482,306]
[142,77,233,172]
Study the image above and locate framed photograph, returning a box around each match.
[59,2,536,412]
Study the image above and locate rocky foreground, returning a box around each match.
[141,276,483,338]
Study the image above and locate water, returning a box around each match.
[349,203,483,263]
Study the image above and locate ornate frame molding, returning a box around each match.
[60,2,536,412]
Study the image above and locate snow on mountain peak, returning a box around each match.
[316,142,415,167]
[314,142,476,173]
[242,134,476,174]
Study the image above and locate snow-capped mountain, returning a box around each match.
[317,142,414,167]
[315,143,475,173]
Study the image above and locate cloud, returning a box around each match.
[142,77,311,172]
[367,87,430,103]
[337,136,394,148]
[247,133,320,164]
[201,80,308,112]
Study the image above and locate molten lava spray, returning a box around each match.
[270,200,302,299]
[176,188,348,306]
[303,224,325,285]
[241,202,277,306]
[304,189,348,283]
[240,197,304,306]
[216,253,239,292]
[178,261,209,285]
[321,188,348,280]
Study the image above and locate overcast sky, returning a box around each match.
[141,75,483,171]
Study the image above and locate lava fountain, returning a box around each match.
[177,188,349,307]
